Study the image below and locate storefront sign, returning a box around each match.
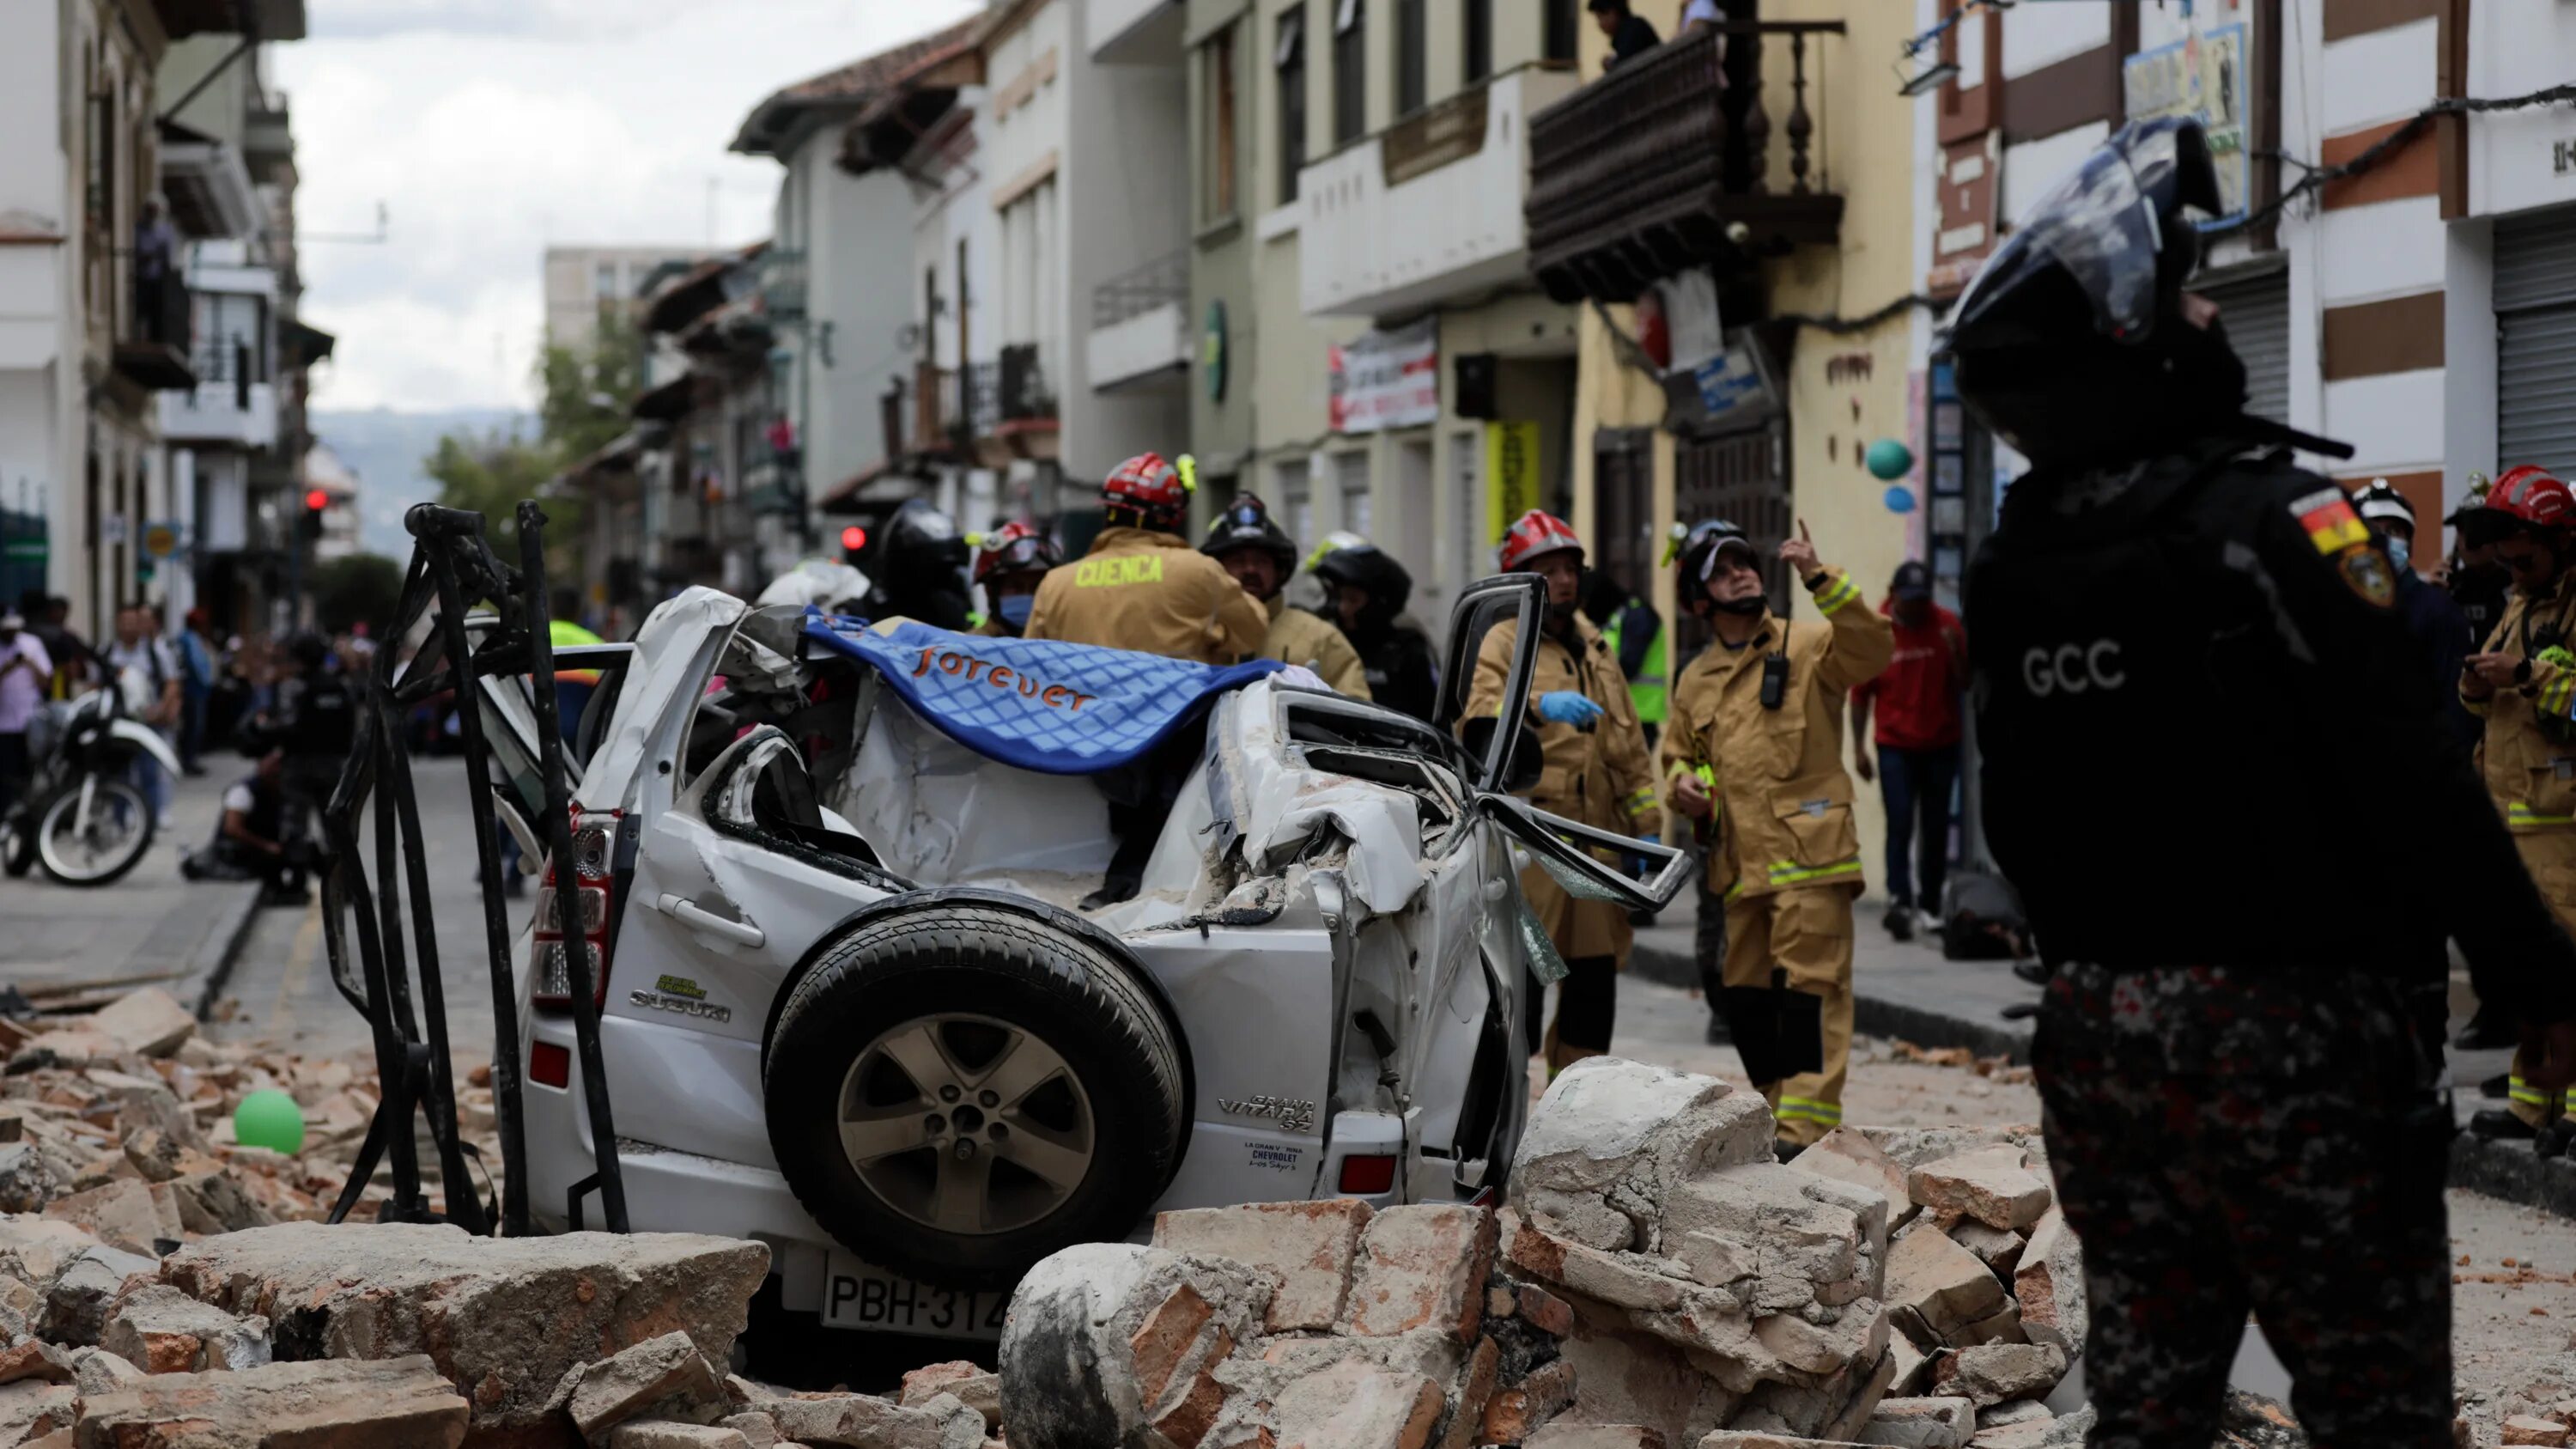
[1203,301,1228,404]
[1328,320,1439,435]
[1484,420,1541,548]
[142,521,179,558]
[1690,338,1782,433]
[1382,87,1488,188]
[2123,24,2251,227]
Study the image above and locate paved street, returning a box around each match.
[0,764,258,1002]
[210,757,512,1064]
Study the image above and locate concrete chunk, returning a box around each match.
[999,1243,1268,1449]
[38,1245,157,1348]
[1938,1342,2066,1409]
[99,1284,271,1373]
[71,1355,468,1449]
[1906,1150,2049,1234]
[155,1222,767,1442]
[568,1331,724,1437]
[1523,1428,1668,1449]
[1858,1397,1976,1449]
[0,1342,73,1388]
[1793,1129,1914,1229]
[1271,1360,1443,1449]
[766,1392,969,1449]
[898,1361,999,1432]
[1882,1228,2006,1346]
[86,989,197,1059]
[603,1425,752,1449]
[2009,1210,2084,1361]
[1344,1206,1497,1342]
[1156,1200,1373,1332]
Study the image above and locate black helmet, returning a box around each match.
[881,497,970,571]
[1942,118,2246,468]
[1200,496,1298,574]
[1667,519,1757,585]
[1310,537,1412,626]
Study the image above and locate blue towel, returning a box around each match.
[804,613,1284,776]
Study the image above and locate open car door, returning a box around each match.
[1437,570,1689,915]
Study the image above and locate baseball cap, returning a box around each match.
[1890,561,1934,601]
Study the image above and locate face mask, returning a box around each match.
[997,595,1035,630]
[2383,535,2410,575]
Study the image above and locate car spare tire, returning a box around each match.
[766,902,1188,1290]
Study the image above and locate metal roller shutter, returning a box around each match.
[2201,269,2289,424]
[2498,208,2576,477]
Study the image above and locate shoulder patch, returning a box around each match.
[2290,488,2371,556]
[2335,545,2396,610]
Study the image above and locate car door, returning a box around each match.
[1436,570,1688,914]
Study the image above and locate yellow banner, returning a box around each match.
[1484,421,1541,555]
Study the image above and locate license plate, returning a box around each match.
[820,1253,1010,1340]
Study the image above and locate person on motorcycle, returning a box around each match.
[971,522,1063,638]
[1200,497,1370,697]
[1310,535,1439,722]
[0,608,52,818]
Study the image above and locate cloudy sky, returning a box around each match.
[279,0,981,414]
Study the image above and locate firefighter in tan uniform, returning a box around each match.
[969,522,1061,638]
[1200,496,1371,698]
[1664,519,1893,1154]
[1025,453,1268,665]
[1465,511,1663,1073]
[2461,465,2576,1157]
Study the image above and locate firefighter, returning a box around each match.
[1952,118,2576,1442]
[1025,453,1267,665]
[1200,496,1370,697]
[1464,510,1662,1073]
[1662,518,1891,1155]
[969,522,1061,638]
[1312,537,1439,723]
[2461,465,2576,1158]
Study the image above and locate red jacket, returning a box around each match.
[1854,600,1966,751]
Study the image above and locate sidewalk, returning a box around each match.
[1628,892,2576,1217]
[0,764,264,1015]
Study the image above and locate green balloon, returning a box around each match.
[234,1088,306,1154]
[1865,439,1916,481]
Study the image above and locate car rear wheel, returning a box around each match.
[766,903,1186,1290]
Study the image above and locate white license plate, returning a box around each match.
[820,1254,1010,1340]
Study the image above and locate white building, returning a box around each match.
[543,246,709,353]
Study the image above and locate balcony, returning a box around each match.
[1298,64,1578,319]
[758,248,806,324]
[1526,22,1845,305]
[1086,249,1188,393]
[994,344,1059,462]
[159,376,277,447]
[113,271,197,392]
[244,99,293,176]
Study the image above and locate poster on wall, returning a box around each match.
[2123,23,2251,228]
[1484,421,1542,548]
[1328,320,1440,434]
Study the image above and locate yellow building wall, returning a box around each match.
[1570,0,1923,898]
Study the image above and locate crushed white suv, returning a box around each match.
[474,575,1684,1341]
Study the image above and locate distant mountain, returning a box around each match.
[310,407,532,557]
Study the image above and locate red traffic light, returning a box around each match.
[304,489,331,512]
[841,525,867,551]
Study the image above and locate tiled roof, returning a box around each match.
[732,16,980,155]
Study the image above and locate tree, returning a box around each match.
[310,552,405,637]
[416,318,642,565]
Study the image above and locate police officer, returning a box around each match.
[1200,497,1370,697]
[2460,466,2576,1158]
[2352,478,2478,755]
[1587,573,1667,747]
[1025,453,1267,665]
[969,522,1062,638]
[1662,518,1891,1154]
[1465,510,1662,1073]
[260,632,355,851]
[1312,537,1439,723]
[2448,472,2511,649]
[863,498,975,630]
[1949,118,2576,1445]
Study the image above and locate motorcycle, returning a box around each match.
[0,674,181,886]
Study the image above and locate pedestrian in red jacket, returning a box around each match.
[1850,561,1967,941]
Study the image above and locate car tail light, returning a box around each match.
[530,811,620,1011]
[528,1040,570,1088]
[1338,1154,1398,1196]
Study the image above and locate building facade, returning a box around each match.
[543,246,708,354]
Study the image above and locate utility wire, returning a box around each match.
[2208,80,2576,239]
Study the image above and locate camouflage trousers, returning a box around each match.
[2032,963,2454,1449]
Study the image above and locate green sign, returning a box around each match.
[1202,300,1228,404]
[3,539,44,563]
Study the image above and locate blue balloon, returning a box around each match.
[1883,485,1917,514]
[1865,439,1916,480]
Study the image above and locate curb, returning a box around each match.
[185,882,265,1022]
[1637,939,2575,1219]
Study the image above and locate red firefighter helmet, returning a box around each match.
[2487,465,2575,531]
[1498,510,1585,572]
[972,521,1062,586]
[1103,452,1193,525]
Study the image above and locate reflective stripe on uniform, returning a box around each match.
[1776,1096,1843,1125]
[1622,787,1657,819]
[1813,575,1862,616]
[2544,673,2576,718]
[2509,1077,2554,1107]
[2507,802,2575,827]
[1767,856,1864,887]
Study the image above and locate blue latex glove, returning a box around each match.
[1637,833,1659,848]
[1537,691,1605,729]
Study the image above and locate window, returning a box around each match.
[1333,0,1366,146]
[1276,8,1307,205]
[1201,25,1238,222]
[594,261,618,301]
[1396,0,1425,115]
[1275,458,1313,545]
[1544,0,1580,64]
[1463,0,1492,83]
[1335,452,1372,539]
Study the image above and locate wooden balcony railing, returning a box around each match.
[1525,21,1845,305]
